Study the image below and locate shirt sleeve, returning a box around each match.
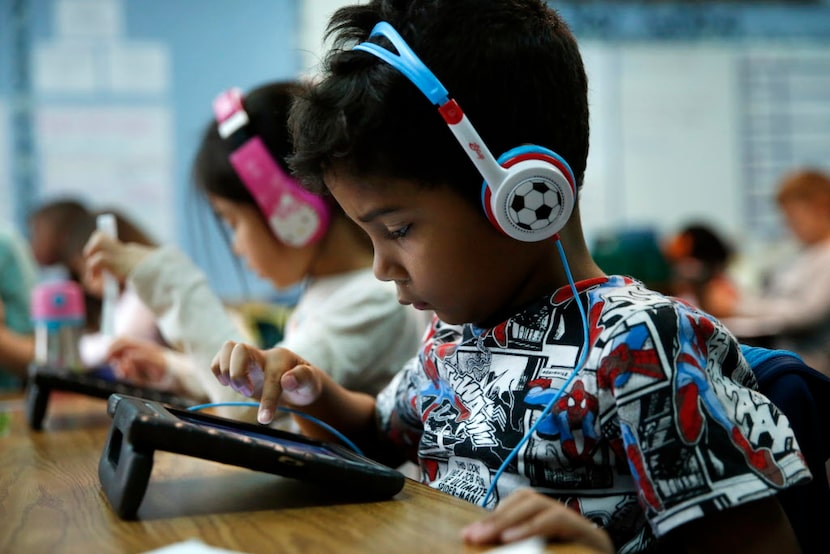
[375,318,455,461]
[128,245,257,418]
[597,302,811,538]
[731,246,830,334]
[0,229,37,334]
[162,348,210,401]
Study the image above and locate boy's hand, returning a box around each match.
[210,340,324,424]
[83,231,153,283]
[461,488,614,554]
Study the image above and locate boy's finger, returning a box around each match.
[210,340,237,385]
[280,364,321,406]
[258,376,283,424]
[508,508,609,553]
[228,342,256,396]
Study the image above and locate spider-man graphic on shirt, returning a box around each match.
[375,275,810,553]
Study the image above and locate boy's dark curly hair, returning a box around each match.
[289,0,589,208]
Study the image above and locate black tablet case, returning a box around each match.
[25,364,198,430]
[98,394,406,519]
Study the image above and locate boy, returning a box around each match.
[211,1,809,552]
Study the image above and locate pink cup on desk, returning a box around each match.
[31,280,86,371]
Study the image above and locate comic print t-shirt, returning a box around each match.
[375,275,811,552]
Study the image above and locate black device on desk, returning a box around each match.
[98,394,406,520]
[25,364,198,430]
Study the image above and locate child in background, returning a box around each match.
[23,198,164,374]
[710,168,830,378]
[28,199,88,268]
[210,2,808,552]
[84,81,428,417]
[663,222,739,311]
[0,222,38,388]
[28,200,164,370]
[76,209,166,369]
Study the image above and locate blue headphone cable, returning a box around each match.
[480,238,591,508]
[186,401,365,457]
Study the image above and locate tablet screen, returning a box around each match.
[175,411,340,459]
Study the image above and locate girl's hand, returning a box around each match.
[461,488,614,554]
[83,231,154,283]
[107,337,174,389]
[210,340,325,424]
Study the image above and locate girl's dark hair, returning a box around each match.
[191,81,304,205]
[28,199,90,266]
[188,80,364,286]
[288,0,589,206]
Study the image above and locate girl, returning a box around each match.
[711,168,830,377]
[27,200,164,370]
[84,81,428,417]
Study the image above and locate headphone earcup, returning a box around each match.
[214,88,331,248]
[482,145,576,242]
[261,192,331,248]
[227,137,331,247]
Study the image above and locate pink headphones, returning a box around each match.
[212,88,331,247]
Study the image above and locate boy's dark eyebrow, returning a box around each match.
[357,206,403,223]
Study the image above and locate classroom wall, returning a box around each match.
[580,41,830,245]
[1,0,301,300]
[564,3,830,262]
[3,1,830,300]
[297,0,345,75]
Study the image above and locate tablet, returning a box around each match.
[25,364,198,430]
[98,394,406,519]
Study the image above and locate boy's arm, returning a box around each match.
[290,372,379,447]
[662,496,800,553]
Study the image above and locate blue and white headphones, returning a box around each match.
[354,21,576,242]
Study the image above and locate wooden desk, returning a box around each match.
[0,393,596,554]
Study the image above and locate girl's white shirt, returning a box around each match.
[128,245,429,419]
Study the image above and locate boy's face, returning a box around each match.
[326,169,553,327]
